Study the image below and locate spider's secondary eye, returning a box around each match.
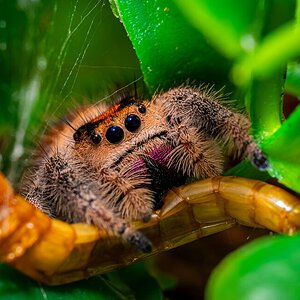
[137,104,146,114]
[73,131,81,142]
[106,126,124,144]
[125,114,141,132]
[91,133,101,144]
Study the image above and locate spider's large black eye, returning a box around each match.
[125,114,141,132]
[105,126,124,144]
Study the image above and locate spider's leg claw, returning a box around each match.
[124,228,153,253]
[250,150,270,171]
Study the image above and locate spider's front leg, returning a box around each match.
[159,86,269,171]
[23,154,153,253]
[96,158,155,222]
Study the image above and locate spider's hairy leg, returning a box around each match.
[96,158,155,222]
[167,121,224,178]
[159,86,269,171]
[23,153,152,253]
[84,200,152,253]
[21,171,53,216]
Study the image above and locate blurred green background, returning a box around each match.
[0,0,141,184]
[0,0,300,299]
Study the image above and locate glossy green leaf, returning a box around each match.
[0,263,125,300]
[286,62,300,98]
[0,262,162,300]
[224,160,271,181]
[263,106,300,192]
[113,0,232,94]
[206,235,300,300]
[112,262,164,300]
[247,73,284,141]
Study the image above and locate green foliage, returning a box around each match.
[0,262,163,300]
[0,0,140,183]
[112,0,300,192]
[206,234,300,300]
[1,0,300,299]
[112,0,232,94]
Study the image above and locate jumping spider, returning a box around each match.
[21,85,269,253]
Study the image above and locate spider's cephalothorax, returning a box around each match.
[21,86,269,253]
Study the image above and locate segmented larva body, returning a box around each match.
[1,173,300,285]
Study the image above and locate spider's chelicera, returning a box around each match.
[21,85,269,253]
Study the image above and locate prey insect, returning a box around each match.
[1,173,300,285]
[21,85,270,253]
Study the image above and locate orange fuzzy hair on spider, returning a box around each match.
[21,85,269,253]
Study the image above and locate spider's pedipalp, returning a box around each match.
[119,187,154,221]
[167,122,223,178]
[95,158,155,222]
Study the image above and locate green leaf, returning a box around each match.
[263,106,300,192]
[0,262,162,300]
[0,263,126,300]
[113,0,232,94]
[232,23,300,86]
[110,262,164,300]
[224,160,271,181]
[247,73,284,141]
[206,235,300,300]
[173,0,261,59]
[286,62,300,98]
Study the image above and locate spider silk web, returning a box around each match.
[7,0,141,183]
